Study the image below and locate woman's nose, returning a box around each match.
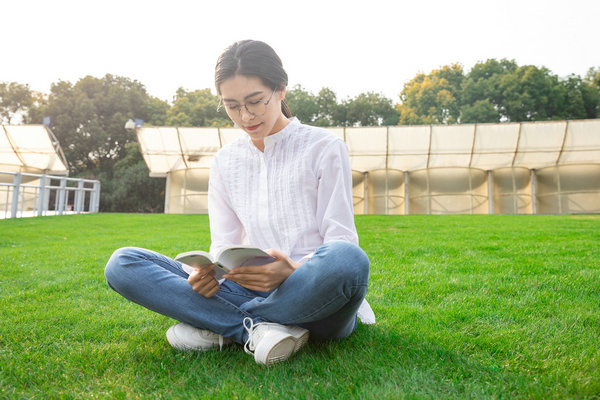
[240,106,254,121]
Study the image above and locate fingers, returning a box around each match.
[221,249,296,292]
[265,248,285,259]
[226,264,265,275]
[187,266,219,298]
[224,268,270,291]
[228,275,276,292]
[224,263,288,292]
[265,248,298,269]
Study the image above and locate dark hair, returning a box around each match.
[215,40,292,118]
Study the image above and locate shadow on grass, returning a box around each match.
[295,323,544,399]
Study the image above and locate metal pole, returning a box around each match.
[44,182,51,215]
[530,169,537,214]
[37,175,46,217]
[165,173,171,214]
[58,178,67,215]
[556,167,562,214]
[4,185,10,216]
[93,181,101,212]
[75,180,84,213]
[404,171,409,215]
[363,171,369,214]
[487,170,494,215]
[11,172,21,218]
[385,126,389,215]
[20,186,25,216]
[427,169,432,215]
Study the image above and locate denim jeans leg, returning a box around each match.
[105,242,370,345]
[104,247,264,344]
[239,241,370,340]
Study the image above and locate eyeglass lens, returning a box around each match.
[220,90,276,117]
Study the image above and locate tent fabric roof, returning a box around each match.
[0,125,68,174]
[136,119,600,177]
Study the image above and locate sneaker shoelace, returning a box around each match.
[199,327,226,351]
[243,317,257,355]
[243,317,270,355]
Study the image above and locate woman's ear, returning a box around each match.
[279,85,287,101]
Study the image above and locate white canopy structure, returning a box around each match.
[0,125,68,174]
[1,125,100,219]
[136,119,600,215]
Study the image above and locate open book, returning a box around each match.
[175,245,276,280]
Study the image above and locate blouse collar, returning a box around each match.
[245,117,299,151]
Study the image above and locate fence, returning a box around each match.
[0,171,100,219]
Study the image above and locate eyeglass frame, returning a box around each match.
[217,88,278,117]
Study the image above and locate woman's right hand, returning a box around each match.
[187,264,220,298]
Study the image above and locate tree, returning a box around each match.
[588,68,600,88]
[0,82,33,124]
[462,60,600,122]
[459,59,517,123]
[28,74,168,174]
[314,87,339,127]
[24,91,50,125]
[287,85,398,127]
[99,142,165,212]
[460,99,501,123]
[398,64,464,124]
[26,74,170,212]
[500,65,566,121]
[345,92,399,126]
[583,67,600,117]
[285,85,319,124]
[166,88,229,127]
[146,96,170,126]
[561,74,599,120]
[403,59,599,124]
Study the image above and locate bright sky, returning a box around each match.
[2,0,599,103]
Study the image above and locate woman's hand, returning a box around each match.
[187,264,220,298]
[223,249,299,292]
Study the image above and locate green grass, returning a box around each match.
[1,214,599,399]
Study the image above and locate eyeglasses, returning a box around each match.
[217,89,277,117]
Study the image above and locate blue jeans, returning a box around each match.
[104,241,370,345]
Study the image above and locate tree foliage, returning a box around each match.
[459,59,516,123]
[23,74,168,212]
[286,85,398,127]
[97,142,165,213]
[28,74,168,174]
[3,61,599,212]
[166,88,230,127]
[285,85,320,125]
[344,92,399,126]
[398,64,464,125]
[399,59,600,124]
[0,81,33,124]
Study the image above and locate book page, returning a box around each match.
[175,250,214,266]
[217,247,275,270]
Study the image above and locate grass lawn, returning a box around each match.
[0,213,599,399]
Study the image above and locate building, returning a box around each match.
[135,119,600,215]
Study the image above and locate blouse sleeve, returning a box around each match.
[208,157,246,256]
[315,138,359,245]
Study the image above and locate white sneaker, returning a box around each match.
[243,317,309,365]
[166,323,232,351]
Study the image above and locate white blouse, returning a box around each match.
[208,118,358,261]
[207,118,375,324]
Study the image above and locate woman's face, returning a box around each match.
[219,75,288,149]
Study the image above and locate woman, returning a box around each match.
[105,40,373,366]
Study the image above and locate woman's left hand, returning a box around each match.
[223,249,299,292]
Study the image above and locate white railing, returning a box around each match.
[0,171,100,219]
